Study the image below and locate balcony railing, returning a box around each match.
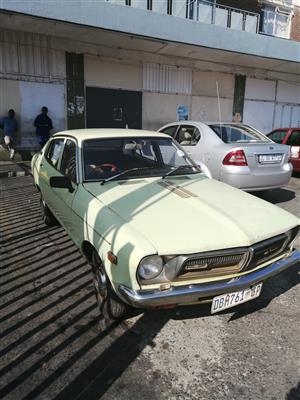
[186,1,260,33]
[107,0,260,34]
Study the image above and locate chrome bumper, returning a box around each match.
[118,250,300,308]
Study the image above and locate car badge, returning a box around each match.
[269,146,274,150]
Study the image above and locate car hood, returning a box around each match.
[84,175,299,255]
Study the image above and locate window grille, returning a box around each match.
[143,63,192,94]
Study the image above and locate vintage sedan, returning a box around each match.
[158,121,292,191]
[32,129,300,320]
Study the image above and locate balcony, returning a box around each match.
[108,0,260,34]
[186,1,259,34]
[0,0,299,68]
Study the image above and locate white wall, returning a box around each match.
[142,70,234,129]
[143,92,191,130]
[244,77,300,132]
[274,104,300,127]
[0,29,65,79]
[277,81,300,104]
[85,56,142,91]
[243,101,275,133]
[191,96,233,122]
[193,71,234,98]
[245,78,276,101]
[20,82,65,146]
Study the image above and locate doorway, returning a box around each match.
[86,87,142,129]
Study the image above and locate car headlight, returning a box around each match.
[137,255,163,281]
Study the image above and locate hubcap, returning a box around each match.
[93,266,107,306]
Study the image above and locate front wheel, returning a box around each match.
[40,197,58,226]
[91,252,128,321]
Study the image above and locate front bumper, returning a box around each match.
[118,250,300,308]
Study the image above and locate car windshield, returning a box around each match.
[209,124,270,143]
[83,137,200,182]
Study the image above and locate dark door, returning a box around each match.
[86,87,142,129]
[66,53,85,130]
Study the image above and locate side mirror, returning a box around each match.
[49,176,74,193]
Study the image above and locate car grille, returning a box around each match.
[177,251,249,279]
[244,233,289,271]
[176,231,294,280]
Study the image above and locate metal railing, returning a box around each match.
[110,0,261,34]
[184,0,260,33]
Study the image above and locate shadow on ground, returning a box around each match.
[254,188,295,204]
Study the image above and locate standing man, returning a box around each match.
[0,109,18,160]
[34,106,53,147]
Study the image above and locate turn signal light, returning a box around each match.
[223,149,248,166]
[107,251,118,265]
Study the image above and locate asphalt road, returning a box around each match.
[0,175,299,400]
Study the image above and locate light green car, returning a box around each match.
[32,129,300,320]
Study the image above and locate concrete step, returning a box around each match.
[0,161,32,178]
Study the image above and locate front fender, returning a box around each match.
[79,193,158,292]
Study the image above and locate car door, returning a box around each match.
[39,137,65,212]
[52,138,79,234]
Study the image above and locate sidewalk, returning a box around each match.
[0,161,32,178]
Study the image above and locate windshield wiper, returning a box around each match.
[162,165,199,179]
[100,167,155,185]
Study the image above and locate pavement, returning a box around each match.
[0,175,300,400]
[0,161,32,178]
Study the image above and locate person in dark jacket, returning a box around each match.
[0,109,18,159]
[34,106,53,147]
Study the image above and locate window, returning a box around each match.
[46,139,64,168]
[60,139,77,182]
[209,124,269,143]
[287,130,300,146]
[268,130,287,144]
[160,126,178,138]
[260,5,291,38]
[175,125,201,146]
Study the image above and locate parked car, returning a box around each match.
[158,121,292,191]
[267,128,300,173]
[32,129,300,320]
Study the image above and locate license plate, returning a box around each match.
[258,154,282,164]
[211,283,263,314]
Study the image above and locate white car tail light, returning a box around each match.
[222,150,248,166]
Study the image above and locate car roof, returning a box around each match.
[52,128,168,142]
[269,128,299,131]
[161,121,253,128]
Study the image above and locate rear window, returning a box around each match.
[209,124,269,143]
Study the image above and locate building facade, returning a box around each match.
[0,0,299,148]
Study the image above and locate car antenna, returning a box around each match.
[216,81,223,140]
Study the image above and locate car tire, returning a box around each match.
[40,197,58,227]
[91,251,128,321]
